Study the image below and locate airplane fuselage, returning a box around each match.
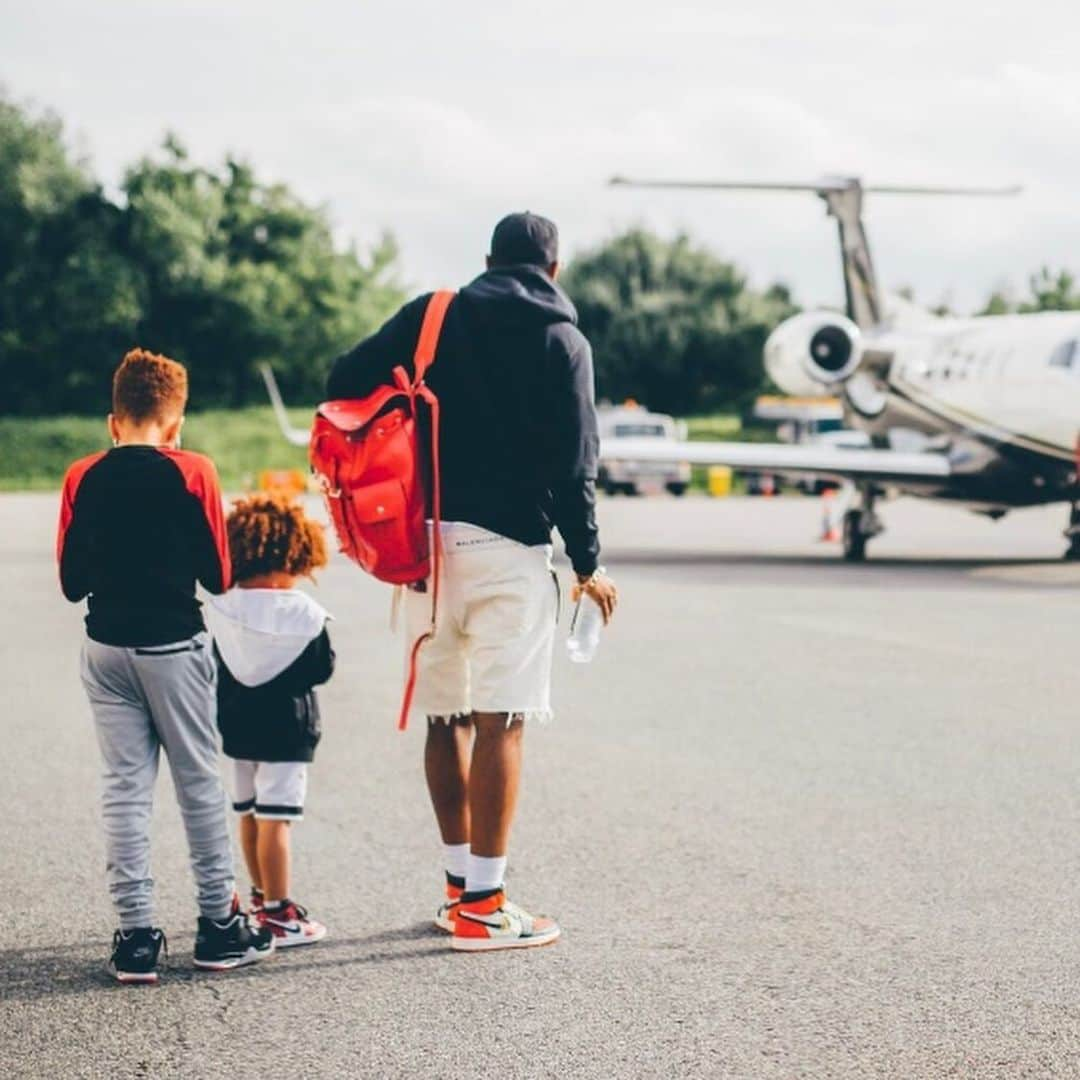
[851,311,1080,509]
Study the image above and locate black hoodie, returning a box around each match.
[326,265,600,576]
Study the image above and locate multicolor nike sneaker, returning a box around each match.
[257,900,327,948]
[451,889,561,952]
[435,873,465,933]
[193,896,275,971]
[108,927,167,984]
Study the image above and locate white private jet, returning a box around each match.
[604,175,1080,560]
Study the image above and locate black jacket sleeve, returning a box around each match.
[326,296,430,399]
[308,627,335,688]
[289,627,335,691]
[545,325,601,577]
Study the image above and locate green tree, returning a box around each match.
[978,269,1080,316]
[562,229,797,415]
[979,290,1013,316]
[0,95,142,414]
[121,140,403,408]
[1020,268,1080,312]
[0,95,404,415]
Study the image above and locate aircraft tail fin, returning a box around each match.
[609,176,1022,330]
[883,291,940,329]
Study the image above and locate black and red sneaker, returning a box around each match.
[194,897,275,971]
[109,927,167,984]
[257,900,327,948]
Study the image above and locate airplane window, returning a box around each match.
[1049,339,1078,369]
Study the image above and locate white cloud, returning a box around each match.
[3,0,1080,310]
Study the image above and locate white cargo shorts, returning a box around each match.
[404,523,559,721]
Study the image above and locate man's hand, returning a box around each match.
[572,570,618,625]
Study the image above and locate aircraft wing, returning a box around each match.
[601,438,952,484]
[259,358,952,485]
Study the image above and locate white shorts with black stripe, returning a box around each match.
[231,759,307,821]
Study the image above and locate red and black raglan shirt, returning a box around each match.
[57,447,231,647]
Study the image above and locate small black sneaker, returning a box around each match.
[193,902,275,971]
[109,927,167,985]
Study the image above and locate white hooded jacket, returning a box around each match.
[205,588,331,688]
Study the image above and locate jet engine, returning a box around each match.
[764,311,863,397]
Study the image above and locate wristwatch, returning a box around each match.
[576,566,606,586]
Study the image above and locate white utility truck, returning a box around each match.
[597,404,691,496]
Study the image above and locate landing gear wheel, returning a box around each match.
[842,509,868,562]
[1066,504,1080,560]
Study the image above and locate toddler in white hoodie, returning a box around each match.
[206,494,334,947]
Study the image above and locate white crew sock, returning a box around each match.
[465,853,507,895]
[444,842,469,881]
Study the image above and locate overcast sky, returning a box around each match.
[4,0,1079,312]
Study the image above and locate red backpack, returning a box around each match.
[309,290,455,729]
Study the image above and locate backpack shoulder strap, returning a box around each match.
[412,289,456,384]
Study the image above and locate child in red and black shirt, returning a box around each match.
[58,349,273,982]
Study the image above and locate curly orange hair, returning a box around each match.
[112,348,188,423]
[227,494,329,582]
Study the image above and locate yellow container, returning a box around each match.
[707,465,733,497]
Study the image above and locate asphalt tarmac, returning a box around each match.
[3,491,1080,1079]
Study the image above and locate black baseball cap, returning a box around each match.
[489,211,559,267]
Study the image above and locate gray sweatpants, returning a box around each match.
[80,632,235,929]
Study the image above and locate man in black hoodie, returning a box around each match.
[327,212,617,951]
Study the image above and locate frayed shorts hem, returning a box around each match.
[426,709,553,726]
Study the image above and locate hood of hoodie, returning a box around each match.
[459,265,578,328]
[205,588,330,688]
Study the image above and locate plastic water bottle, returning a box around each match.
[567,582,605,663]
